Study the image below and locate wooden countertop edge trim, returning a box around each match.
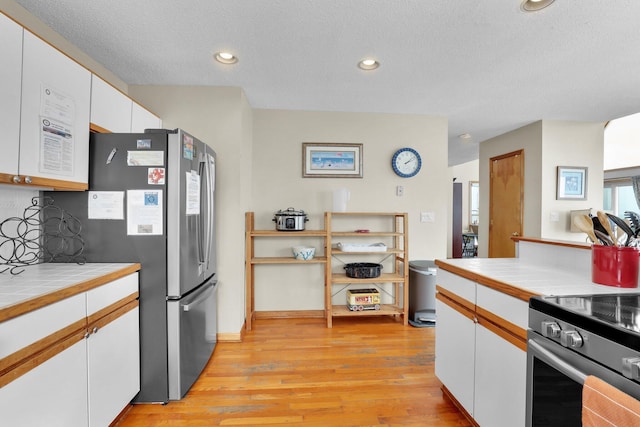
[435,260,543,302]
[0,263,141,323]
[512,236,591,250]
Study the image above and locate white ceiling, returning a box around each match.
[12,0,640,165]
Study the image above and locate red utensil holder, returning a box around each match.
[592,245,640,288]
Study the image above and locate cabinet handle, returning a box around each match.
[84,331,91,339]
[92,326,99,334]
[24,176,32,184]
[12,175,21,184]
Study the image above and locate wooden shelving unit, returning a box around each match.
[245,212,409,330]
[245,212,327,330]
[325,212,409,328]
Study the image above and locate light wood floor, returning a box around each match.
[116,317,471,426]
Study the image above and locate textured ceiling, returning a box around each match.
[12,0,640,165]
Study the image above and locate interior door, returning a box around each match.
[489,150,524,258]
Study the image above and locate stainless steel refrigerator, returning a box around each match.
[44,128,217,403]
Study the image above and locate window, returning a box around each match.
[469,181,479,226]
[603,179,639,216]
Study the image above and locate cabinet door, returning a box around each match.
[434,299,476,416]
[20,30,91,184]
[0,13,23,177]
[90,74,132,133]
[131,101,162,132]
[0,338,88,427]
[87,307,140,427]
[474,324,527,427]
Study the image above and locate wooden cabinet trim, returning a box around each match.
[436,287,475,322]
[476,306,527,351]
[437,285,527,351]
[0,264,140,323]
[0,328,86,388]
[0,293,138,388]
[0,172,88,191]
[0,317,86,375]
[87,293,139,327]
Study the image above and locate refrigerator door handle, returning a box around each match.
[197,155,206,265]
[182,282,215,312]
[202,153,215,269]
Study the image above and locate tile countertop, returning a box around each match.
[0,263,141,323]
[434,258,640,302]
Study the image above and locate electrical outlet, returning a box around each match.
[396,185,404,197]
[421,212,435,223]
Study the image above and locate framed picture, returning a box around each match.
[302,142,363,178]
[557,166,588,200]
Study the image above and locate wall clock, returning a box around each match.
[391,147,422,178]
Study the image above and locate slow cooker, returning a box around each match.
[273,207,308,231]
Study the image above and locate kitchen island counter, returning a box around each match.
[0,262,141,322]
[435,256,640,302]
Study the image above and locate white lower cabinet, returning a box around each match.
[436,272,527,426]
[88,307,140,427]
[474,324,526,427]
[0,337,88,427]
[435,299,475,416]
[0,272,139,427]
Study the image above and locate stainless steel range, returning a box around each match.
[526,294,640,426]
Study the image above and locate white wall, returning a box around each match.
[479,120,604,256]
[541,121,604,241]
[479,121,543,257]
[251,109,449,310]
[129,85,252,335]
[604,112,640,170]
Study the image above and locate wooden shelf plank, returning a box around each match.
[251,256,327,264]
[331,249,403,255]
[330,273,405,283]
[331,231,402,237]
[251,230,326,237]
[331,304,403,317]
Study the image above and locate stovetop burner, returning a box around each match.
[530,293,640,350]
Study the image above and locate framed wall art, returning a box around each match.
[302,142,363,178]
[557,166,587,200]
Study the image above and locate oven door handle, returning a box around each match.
[528,338,587,384]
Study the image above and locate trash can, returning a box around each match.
[408,260,437,327]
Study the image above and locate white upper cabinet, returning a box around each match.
[19,30,91,188]
[90,74,132,133]
[131,101,162,132]
[91,73,161,133]
[0,14,23,178]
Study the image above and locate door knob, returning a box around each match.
[512,232,520,236]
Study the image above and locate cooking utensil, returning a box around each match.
[273,207,309,231]
[606,213,636,246]
[597,211,618,246]
[594,229,613,246]
[572,214,598,244]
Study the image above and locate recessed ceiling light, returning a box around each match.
[521,0,555,12]
[214,51,238,64]
[358,58,380,71]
